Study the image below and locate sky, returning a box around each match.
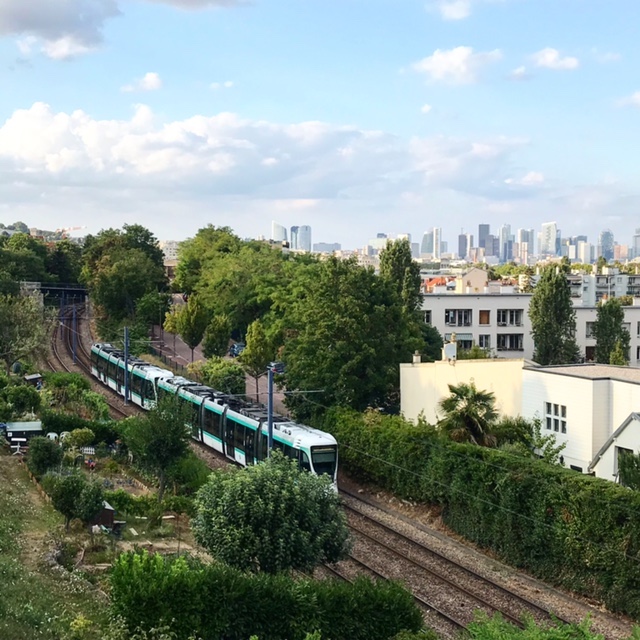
[1,0,640,249]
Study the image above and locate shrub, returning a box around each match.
[326,407,640,619]
[4,384,41,414]
[27,436,63,477]
[110,551,423,640]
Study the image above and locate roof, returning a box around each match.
[4,421,42,432]
[588,412,640,472]
[524,363,640,385]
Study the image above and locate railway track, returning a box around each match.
[338,488,576,635]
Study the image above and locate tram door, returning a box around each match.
[244,428,255,465]
[224,417,235,461]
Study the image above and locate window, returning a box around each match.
[586,322,596,339]
[424,310,432,325]
[479,310,490,325]
[496,334,524,351]
[445,309,472,326]
[570,465,583,473]
[457,339,473,350]
[478,335,491,349]
[637,346,640,362]
[544,402,567,434]
[203,406,222,439]
[497,309,523,326]
[637,321,640,337]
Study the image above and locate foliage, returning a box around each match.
[529,266,580,365]
[240,319,274,400]
[43,472,104,531]
[136,292,172,328]
[41,372,110,420]
[457,344,491,360]
[610,341,629,366]
[4,383,41,414]
[110,550,422,640]
[66,428,96,449]
[379,239,422,313]
[201,314,231,359]
[192,453,352,573]
[121,396,191,501]
[593,298,630,365]
[0,294,51,373]
[177,296,209,362]
[327,406,640,619]
[495,416,566,465]
[187,357,245,395]
[26,436,63,477]
[419,323,443,362]
[278,256,421,420]
[618,451,640,490]
[40,410,119,444]
[438,382,498,446]
[167,451,211,496]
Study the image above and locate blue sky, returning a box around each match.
[1,0,639,249]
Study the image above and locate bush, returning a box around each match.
[26,436,63,477]
[110,551,423,640]
[326,407,640,620]
[4,384,41,414]
[40,410,120,445]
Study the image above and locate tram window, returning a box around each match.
[107,359,116,380]
[205,407,223,439]
[259,433,268,460]
[282,444,294,459]
[116,366,124,386]
[91,351,98,367]
[299,451,312,472]
[144,379,155,401]
[131,374,142,397]
[234,422,246,451]
[272,439,284,452]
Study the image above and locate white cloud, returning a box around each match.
[505,171,545,186]
[592,48,621,64]
[413,46,502,84]
[434,0,472,20]
[530,48,579,70]
[0,0,243,59]
[211,80,234,90]
[508,66,530,81]
[121,72,163,93]
[617,92,640,108]
[421,104,432,114]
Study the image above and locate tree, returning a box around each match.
[610,341,629,366]
[618,450,640,490]
[494,416,566,465]
[176,295,209,362]
[528,267,580,365]
[456,344,491,360]
[27,436,63,477]
[592,298,630,365]
[122,396,191,501]
[239,320,274,400]
[188,357,245,395]
[135,291,172,328]
[44,472,103,531]
[202,314,232,359]
[0,294,50,373]
[438,382,498,446]
[65,428,95,450]
[163,305,180,355]
[192,453,352,573]
[419,323,443,362]
[379,239,422,313]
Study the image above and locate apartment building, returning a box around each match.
[423,294,535,359]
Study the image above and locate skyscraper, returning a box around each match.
[433,227,442,259]
[458,233,473,260]
[633,229,640,259]
[290,226,299,250]
[599,229,614,261]
[420,230,434,256]
[478,224,490,249]
[540,222,558,257]
[298,225,312,252]
[271,221,287,243]
[498,224,512,262]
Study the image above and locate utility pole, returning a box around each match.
[266,361,285,456]
[124,326,130,405]
[72,304,77,364]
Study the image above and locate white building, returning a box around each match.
[159,240,180,261]
[271,221,287,243]
[400,358,640,483]
[539,221,558,257]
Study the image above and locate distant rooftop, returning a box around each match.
[525,363,640,384]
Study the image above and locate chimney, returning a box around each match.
[412,351,421,364]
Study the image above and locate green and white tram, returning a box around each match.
[90,343,338,483]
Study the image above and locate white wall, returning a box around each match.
[593,417,640,482]
[400,359,525,424]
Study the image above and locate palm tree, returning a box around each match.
[437,382,498,447]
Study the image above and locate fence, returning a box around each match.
[146,346,203,383]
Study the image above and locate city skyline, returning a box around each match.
[1,2,640,246]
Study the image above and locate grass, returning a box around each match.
[0,449,110,640]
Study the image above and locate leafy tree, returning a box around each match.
[379,239,422,313]
[122,396,191,501]
[528,266,580,365]
[188,357,245,395]
[44,472,103,531]
[618,450,640,490]
[494,416,566,465]
[456,344,491,360]
[239,319,274,400]
[136,291,172,328]
[438,382,498,446]
[27,436,63,477]
[66,428,95,449]
[610,341,629,366]
[5,383,41,414]
[177,296,209,362]
[202,314,232,359]
[596,255,607,273]
[163,305,180,355]
[279,256,421,419]
[593,298,630,364]
[419,323,443,362]
[0,294,50,373]
[45,239,82,283]
[192,453,352,573]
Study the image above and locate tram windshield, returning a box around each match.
[311,445,337,478]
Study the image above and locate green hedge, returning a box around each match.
[326,408,640,619]
[111,551,423,640]
[40,410,119,445]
